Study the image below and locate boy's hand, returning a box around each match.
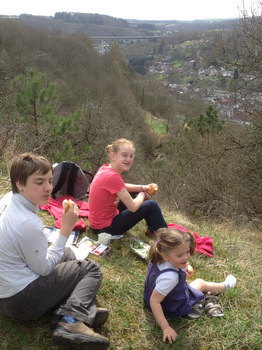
[60,201,79,237]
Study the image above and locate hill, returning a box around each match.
[0,12,235,37]
[0,13,261,230]
[0,175,261,349]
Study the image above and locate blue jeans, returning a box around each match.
[95,199,167,235]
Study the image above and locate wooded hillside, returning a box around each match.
[0,14,261,230]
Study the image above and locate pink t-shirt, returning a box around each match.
[88,164,126,229]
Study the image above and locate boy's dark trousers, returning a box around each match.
[0,248,102,326]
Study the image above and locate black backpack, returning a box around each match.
[52,161,93,199]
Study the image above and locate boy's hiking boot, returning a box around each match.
[52,307,109,329]
[92,307,109,328]
[52,321,109,349]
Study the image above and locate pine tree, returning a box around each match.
[12,68,81,160]
[187,105,224,136]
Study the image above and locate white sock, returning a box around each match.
[223,274,236,290]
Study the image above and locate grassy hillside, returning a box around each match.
[1,15,262,348]
[0,176,261,350]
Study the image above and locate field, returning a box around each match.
[0,177,261,350]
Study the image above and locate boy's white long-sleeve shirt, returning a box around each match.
[0,193,67,298]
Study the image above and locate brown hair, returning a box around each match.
[10,153,53,193]
[105,138,135,155]
[149,227,196,264]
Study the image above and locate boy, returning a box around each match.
[0,153,109,349]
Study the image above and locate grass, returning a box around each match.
[172,60,182,68]
[0,176,262,349]
[145,114,167,136]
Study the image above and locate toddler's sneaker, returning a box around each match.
[224,275,236,290]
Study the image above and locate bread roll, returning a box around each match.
[62,199,70,212]
[147,183,158,195]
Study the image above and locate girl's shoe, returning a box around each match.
[187,301,204,319]
[204,292,224,317]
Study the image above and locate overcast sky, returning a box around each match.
[0,0,256,21]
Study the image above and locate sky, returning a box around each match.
[0,0,256,21]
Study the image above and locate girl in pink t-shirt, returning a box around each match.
[88,138,167,235]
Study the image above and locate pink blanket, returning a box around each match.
[39,195,89,230]
[168,223,214,257]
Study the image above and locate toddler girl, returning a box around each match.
[143,227,236,344]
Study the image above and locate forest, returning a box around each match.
[0,12,262,230]
[2,12,235,36]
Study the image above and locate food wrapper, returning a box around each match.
[130,237,150,260]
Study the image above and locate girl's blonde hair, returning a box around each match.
[149,227,196,264]
[105,138,135,155]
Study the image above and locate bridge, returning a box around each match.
[90,35,160,41]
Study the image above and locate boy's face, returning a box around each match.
[16,170,53,206]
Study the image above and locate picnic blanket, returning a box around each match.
[38,196,214,256]
[39,195,89,230]
[168,223,214,257]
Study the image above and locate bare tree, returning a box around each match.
[198,3,262,228]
